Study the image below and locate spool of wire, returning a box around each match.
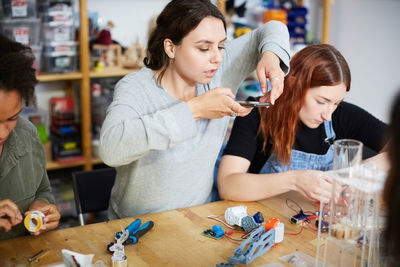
[24,211,45,233]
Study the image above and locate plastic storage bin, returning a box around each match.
[1,0,36,19]
[0,18,40,45]
[42,21,74,42]
[44,40,77,53]
[43,50,78,73]
[41,0,73,24]
[47,0,72,16]
[36,0,47,17]
[52,134,82,159]
[31,44,42,72]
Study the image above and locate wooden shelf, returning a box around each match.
[46,158,86,170]
[37,72,83,82]
[91,157,104,165]
[90,66,137,78]
[46,157,104,170]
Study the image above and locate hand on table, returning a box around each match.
[0,199,23,232]
[294,170,339,203]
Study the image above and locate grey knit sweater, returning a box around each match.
[99,21,290,219]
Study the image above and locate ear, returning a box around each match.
[163,38,176,59]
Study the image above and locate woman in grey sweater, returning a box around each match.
[99,0,291,219]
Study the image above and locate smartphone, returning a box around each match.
[236,100,271,107]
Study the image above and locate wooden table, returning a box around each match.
[0,192,319,266]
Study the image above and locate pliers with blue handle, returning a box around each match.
[107,218,154,252]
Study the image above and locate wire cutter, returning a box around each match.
[107,218,154,253]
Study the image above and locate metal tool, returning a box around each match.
[107,219,154,253]
[27,249,49,263]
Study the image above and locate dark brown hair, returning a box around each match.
[384,91,400,261]
[0,34,37,106]
[144,0,226,83]
[258,44,351,164]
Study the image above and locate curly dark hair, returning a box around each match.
[0,34,38,106]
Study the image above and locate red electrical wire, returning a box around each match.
[305,221,319,232]
[224,235,243,243]
[285,222,304,236]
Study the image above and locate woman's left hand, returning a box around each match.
[26,200,61,235]
[256,51,285,105]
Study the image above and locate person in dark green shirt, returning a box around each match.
[0,34,60,240]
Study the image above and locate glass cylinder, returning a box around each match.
[316,163,386,267]
[333,139,363,170]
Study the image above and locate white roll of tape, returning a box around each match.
[24,211,45,233]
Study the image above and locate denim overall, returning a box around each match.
[259,121,336,173]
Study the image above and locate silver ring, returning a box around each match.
[229,101,235,108]
[271,77,280,81]
[231,111,238,117]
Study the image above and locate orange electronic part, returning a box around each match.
[265,217,280,231]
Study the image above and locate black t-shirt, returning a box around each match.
[223,101,388,173]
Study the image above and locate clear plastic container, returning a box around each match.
[47,1,72,17]
[0,18,40,45]
[42,21,75,42]
[43,13,73,23]
[44,40,77,53]
[43,50,78,73]
[36,0,48,18]
[1,0,37,18]
[316,164,386,267]
[31,44,42,72]
[39,0,73,23]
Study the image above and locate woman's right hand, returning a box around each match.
[293,170,336,203]
[187,87,252,120]
[0,199,23,232]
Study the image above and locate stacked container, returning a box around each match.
[0,0,41,71]
[286,7,308,45]
[41,0,77,73]
[50,97,82,161]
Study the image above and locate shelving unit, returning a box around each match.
[39,0,332,171]
[37,0,134,171]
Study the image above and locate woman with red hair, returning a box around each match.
[218,44,389,203]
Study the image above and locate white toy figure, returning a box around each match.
[109,225,129,262]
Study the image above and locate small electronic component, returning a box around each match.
[202,225,225,240]
[241,216,259,232]
[316,220,329,233]
[252,211,264,224]
[265,217,284,243]
[290,211,307,224]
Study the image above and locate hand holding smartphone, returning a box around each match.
[236,100,271,107]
